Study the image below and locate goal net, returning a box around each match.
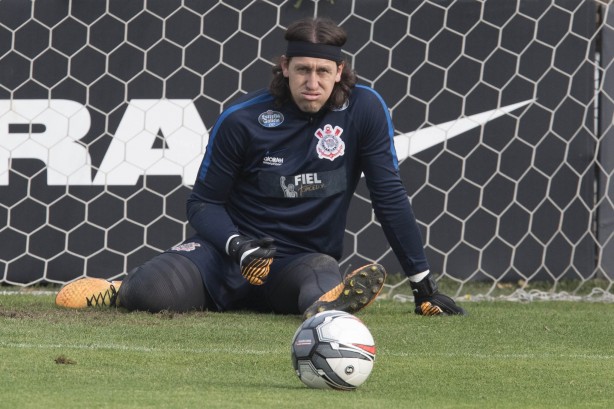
[1,0,613,303]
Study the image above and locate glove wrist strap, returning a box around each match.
[227,235,247,260]
[225,234,240,255]
[409,273,439,300]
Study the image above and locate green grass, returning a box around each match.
[1,293,614,408]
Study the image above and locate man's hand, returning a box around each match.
[227,235,276,285]
[410,272,466,316]
[415,293,466,316]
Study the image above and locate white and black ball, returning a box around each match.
[291,310,376,390]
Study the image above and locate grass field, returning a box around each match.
[1,291,613,409]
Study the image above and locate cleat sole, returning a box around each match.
[302,263,387,320]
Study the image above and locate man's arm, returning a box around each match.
[356,86,465,315]
[186,101,277,285]
[356,86,430,276]
[187,110,245,252]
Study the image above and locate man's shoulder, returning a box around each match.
[351,84,385,104]
[346,85,388,116]
[217,89,276,127]
[227,89,274,109]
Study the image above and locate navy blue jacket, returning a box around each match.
[188,85,429,276]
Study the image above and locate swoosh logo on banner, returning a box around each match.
[393,99,534,161]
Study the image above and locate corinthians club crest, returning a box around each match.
[314,124,345,161]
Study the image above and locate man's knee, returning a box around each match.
[287,253,342,313]
[288,253,340,277]
[118,254,207,313]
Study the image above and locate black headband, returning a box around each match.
[285,41,343,62]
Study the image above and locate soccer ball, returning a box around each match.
[291,310,376,390]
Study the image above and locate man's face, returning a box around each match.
[281,56,343,113]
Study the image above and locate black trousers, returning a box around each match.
[118,242,342,314]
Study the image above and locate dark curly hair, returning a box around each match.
[269,17,357,109]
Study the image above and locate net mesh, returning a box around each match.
[0,0,613,303]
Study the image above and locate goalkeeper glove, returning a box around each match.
[410,273,466,316]
[227,235,276,285]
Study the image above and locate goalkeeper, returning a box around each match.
[56,17,465,318]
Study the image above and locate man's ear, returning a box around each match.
[281,56,290,78]
[335,62,344,82]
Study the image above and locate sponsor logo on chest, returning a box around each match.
[263,156,284,166]
[280,173,324,198]
[258,110,284,128]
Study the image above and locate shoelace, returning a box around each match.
[86,284,118,307]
